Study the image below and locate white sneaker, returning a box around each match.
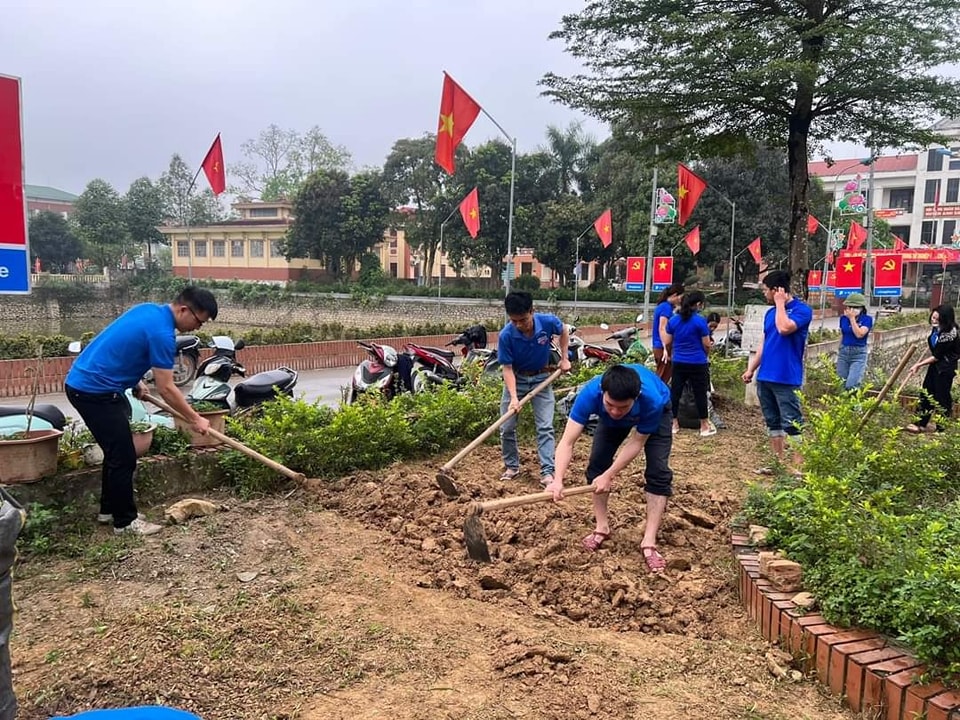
[98,513,145,525]
[114,517,163,536]
[700,423,718,438]
[540,474,554,488]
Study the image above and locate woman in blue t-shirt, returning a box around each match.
[652,283,684,383]
[836,292,873,390]
[662,290,715,437]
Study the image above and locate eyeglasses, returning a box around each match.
[184,305,205,326]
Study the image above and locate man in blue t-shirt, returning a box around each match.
[497,291,570,485]
[65,286,218,535]
[741,270,813,473]
[547,364,674,573]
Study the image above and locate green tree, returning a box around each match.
[233,124,352,201]
[284,170,387,277]
[124,176,165,268]
[28,211,82,272]
[541,121,593,196]
[542,0,960,286]
[73,179,128,270]
[530,195,591,286]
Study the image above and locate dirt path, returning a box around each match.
[10,403,852,719]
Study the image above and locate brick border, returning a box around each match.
[731,535,960,719]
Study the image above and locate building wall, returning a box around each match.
[27,199,74,218]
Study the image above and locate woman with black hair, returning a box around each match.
[662,290,715,437]
[651,283,684,383]
[906,304,960,433]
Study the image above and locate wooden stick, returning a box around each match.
[857,345,916,430]
[143,393,306,484]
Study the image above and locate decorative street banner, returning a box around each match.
[0,74,29,294]
[834,253,863,298]
[825,269,837,290]
[624,256,646,292]
[807,270,822,292]
[653,188,677,225]
[838,175,867,215]
[842,247,960,264]
[873,254,903,297]
[652,256,673,291]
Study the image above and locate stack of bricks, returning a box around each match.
[732,534,960,719]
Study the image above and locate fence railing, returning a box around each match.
[30,274,109,285]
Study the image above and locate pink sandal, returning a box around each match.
[581,531,610,552]
[642,546,667,573]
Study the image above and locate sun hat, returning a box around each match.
[843,292,867,307]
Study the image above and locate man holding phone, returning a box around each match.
[741,270,812,474]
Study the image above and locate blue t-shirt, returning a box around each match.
[839,313,872,348]
[569,364,671,434]
[65,304,176,394]
[666,313,710,364]
[497,313,563,372]
[652,301,675,349]
[756,298,813,386]
[55,708,201,720]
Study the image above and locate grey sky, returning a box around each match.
[3,0,607,195]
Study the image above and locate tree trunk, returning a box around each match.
[787,112,813,296]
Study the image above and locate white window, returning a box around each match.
[250,240,264,258]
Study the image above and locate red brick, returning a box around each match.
[804,624,841,673]
[830,637,890,698]
[731,534,750,547]
[904,682,952,720]
[760,593,774,641]
[927,690,960,720]
[845,647,909,713]
[771,600,795,642]
[862,656,924,717]
[884,667,925,720]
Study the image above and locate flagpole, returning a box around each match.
[478,108,517,296]
[437,203,460,302]
[642,148,659,324]
[571,223,592,315]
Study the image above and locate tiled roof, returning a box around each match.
[808,155,917,177]
[24,184,79,202]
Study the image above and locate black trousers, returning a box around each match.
[917,368,955,428]
[670,361,711,420]
[585,410,674,496]
[65,386,138,528]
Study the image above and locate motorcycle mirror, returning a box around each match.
[636,314,644,322]
[235,339,246,350]
[600,323,610,330]
[67,341,82,354]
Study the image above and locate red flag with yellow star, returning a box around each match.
[835,253,863,292]
[747,237,762,264]
[652,256,673,290]
[677,163,707,225]
[458,187,480,238]
[593,208,613,248]
[847,221,867,252]
[434,73,481,174]
[201,133,226,195]
[684,225,700,255]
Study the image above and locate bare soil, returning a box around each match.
[11,403,853,720]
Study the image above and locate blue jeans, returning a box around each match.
[836,345,868,390]
[757,381,803,438]
[500,373,556,478]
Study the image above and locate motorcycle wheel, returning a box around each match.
[172,353,198,387]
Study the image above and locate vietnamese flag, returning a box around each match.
[894,236,907,252]
[201,133,226,196]
[434,72,481,174]
[652,256,673,290]
[807,270,822,291]
[847,221,867,252]
[594,208,613,248]
[835,254,863,291]
[684,225,700,255]
[807,214,820,234]
[874,254,903,292]
[677,164,707,225]
[747,237,762,264]
[458,187,480,238]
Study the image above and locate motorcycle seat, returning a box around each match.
[411,345,456,362]
[0,404,67,430]
[176,335,200,351]
[238,369,295,392]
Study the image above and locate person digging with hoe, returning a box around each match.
[546,364,674,573]
[65,286,218,535]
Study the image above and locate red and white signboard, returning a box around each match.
[0,74,30,293]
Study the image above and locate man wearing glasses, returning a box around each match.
[65,286,218,535]
[547,364,674,573]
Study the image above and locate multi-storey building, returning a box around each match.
[25,185,78,218]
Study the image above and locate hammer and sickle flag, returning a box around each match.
[874,254,903,295]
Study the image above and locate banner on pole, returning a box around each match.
[807,270,822,292]
[0,74,30,294]
[652,256,673,291]
[873,254,903,297]
[624,256,646,292]
[834,254,863,298]
[653,188,677,225]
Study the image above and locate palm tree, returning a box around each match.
[542,122,593,196]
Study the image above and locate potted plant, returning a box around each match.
[129,421,157,457]
[0,348,63,483]
[173,401,228,447]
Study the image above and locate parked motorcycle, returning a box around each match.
[714,318,747,357]
[349,342,413,403]
[447,325,499,374]
[0,404,67,437]
[404,342,465,393]
[187,335,298,414]
[143,335,202,387]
